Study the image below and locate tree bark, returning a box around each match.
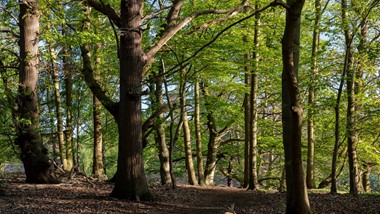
[342,0,360,196]
[17,0,58,184]
[194,77,205,186]
[248,4,259,190]
[281,0,311,213]
[154,64,172,186]
[243,50,251,188]
[110,0,152,200]
[202,82,220,186]
[361,164,371,192]
[48,42,68,171]
[180,67,197,185]
[151,1,183,187]
[63,46,74,171]
[92,43,106,179]
[306,0,321,190]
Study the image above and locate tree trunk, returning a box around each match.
[17,0,58,184]
[180,67,197,185]
[47,87,59,166]
[110,0,152,200]
[243,50,251,188]
[49,43,68,171]
[342,0,360,196]
[281,0,311,213]
[306,0,321,189]
[92,44,106,179]
[202,83,219,186]
[154,66,172,186]
[63,46,74,171]
[361,164,371,192]
[194,77,205,186]
[164,73,178,189]
[248,5,259,190]
[152,0,183,187]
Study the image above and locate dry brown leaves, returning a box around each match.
[0,177,379,213]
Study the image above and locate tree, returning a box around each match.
[248,1,260,190]
[194,76,205,186]
[16,0,58,184]
[342,0,361,196]
[81,0,249,199]
[280,0,311,213]
[92,43,106,179]
[306,0,322,189]
[179,66,197,185]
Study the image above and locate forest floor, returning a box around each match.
[0,176,379,214]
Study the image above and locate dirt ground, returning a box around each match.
[0,177,379,214]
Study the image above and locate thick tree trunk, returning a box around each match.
[306,0,321,189]
[194,77,205,186]
[180,68,197,185]
[110,0,152,200]
[281,0,311,213]
[17,0,58,184]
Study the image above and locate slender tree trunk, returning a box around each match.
[353,12,368,194]
[152,1,183,187]
[92,44,106,179]
[110,0,152,200]
[17,0,58,184]
[202,82,219,186]
[248,5,259,190]
[243,50,251,188]
[361,164,371,192]
[342,0,360,196]
[180,67,197,185]
[306,0,321,189]
[281,0,311,213]
[47,87,58,166]
[194,77,205,186]
[63,47,74,171]
[49,43,68,171]
[163,73,177,189]
[154,65,172,186]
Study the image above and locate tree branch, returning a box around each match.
[142,105,168,134]
[220,138,245,146]
[0,4,19,23]
[83,0,121,28]
[142,5,173,21]
[80,44,119,119]
[147,0,279,79]
[143,0,249,75]
[0,29,19,38]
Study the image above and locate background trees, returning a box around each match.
[0,0,380,207]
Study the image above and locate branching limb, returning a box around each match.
[144,0,249,73]
[82,0,121,27]
[148,0,279,79]
[0,4,19,23]
[143,5,173,21]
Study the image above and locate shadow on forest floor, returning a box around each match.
[0,177,379,213]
